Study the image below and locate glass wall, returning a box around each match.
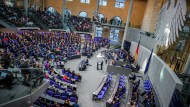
[95,27,103,37]
[79,11,88,17]
[157,13,190,73]
[110,28,119,41]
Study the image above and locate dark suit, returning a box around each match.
[101,61,103,70]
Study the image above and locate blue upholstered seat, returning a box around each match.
[70,97,77,102]
[114,102,120,107]
[74,76,79,81]
[61,96,67,100]
[50,80,54,86]
[46,90,53,96]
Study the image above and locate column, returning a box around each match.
[183,54,190,74]
[42,0,45,10]
[96,0,100,13]
[121,0,134,49]
[91,24,96,39]
[62,0,66,29]
[141,0,165,32]
[141,0,155,32]
[93,0,100,38]
[24,0,29,15]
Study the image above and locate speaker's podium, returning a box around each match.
[97,61,102,70]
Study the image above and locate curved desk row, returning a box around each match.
[106,74,120,107]
[68,54,81,60]
[82,51,93,56]
[92,75,108,100]
[41,93,65,105]
[46,73,77,88]
[125,81,133,107]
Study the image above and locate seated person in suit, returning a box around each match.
[112,97,120,106]
[111,60,115,65]
[76,50,80,55]
[133,80,140,93]
[49,66,55,75]
[56,60,61,68]
[118,85,126,93]
[67,77,75,84]
[85,58,88,65]
[5,72,14,89]
[70,91,78,99]
[130,101,137,107]
[63,99,70,106]
[85,58,91,66]
[36,59,42,68]
[0,61,5,69]
[136,64,140,71]
[62,68,66,74]
[131,92,138,102]
[45,61,50,70]
[72,100,80,107]
[60,84,67,90]
[66,68,71,73]
[53,102,60,107]
[76,73,82,80]
[107,44,110,49]
[21,60,31,82]
[71,70,75,74]
[129,74,136,81]
[125,63,132,69]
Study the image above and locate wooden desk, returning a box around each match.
[106,74,120,107]
[92,75,108,100]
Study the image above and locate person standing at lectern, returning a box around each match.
[105,58,108,64]
[97,61,99,70]
[101,60,103,70]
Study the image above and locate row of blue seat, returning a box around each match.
[97,74,113,100]
[45,89,78,102]
[62,69,81,81]
[112,75,126,107]
[143,79,152,92]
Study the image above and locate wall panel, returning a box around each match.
[44,0,147,27]
[130,41,183,107]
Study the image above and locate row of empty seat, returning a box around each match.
[93,73,113,100]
